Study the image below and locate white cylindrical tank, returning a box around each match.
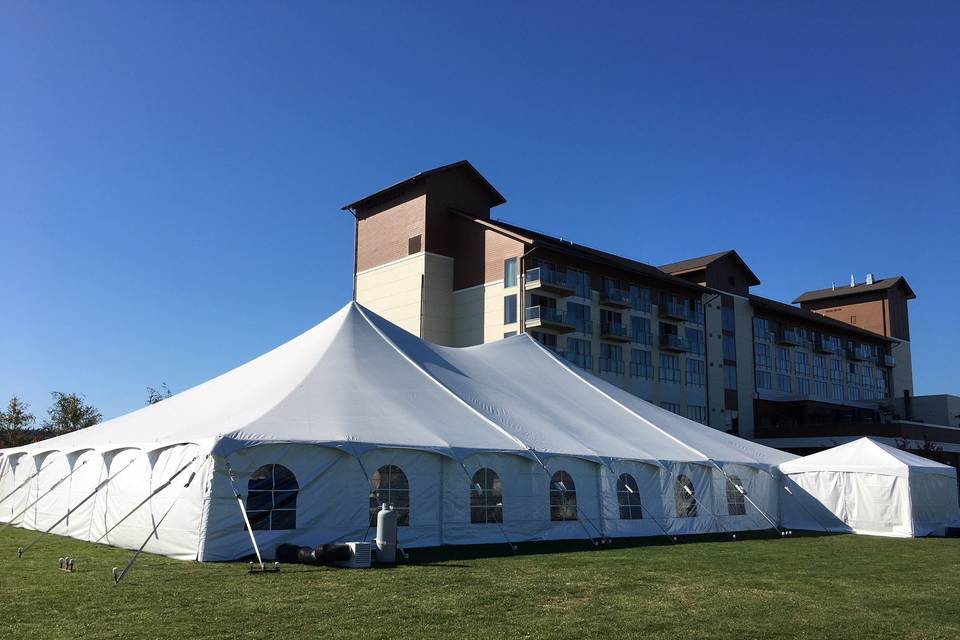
[374,503,398,564]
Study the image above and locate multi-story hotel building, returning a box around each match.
[343,161,952,458]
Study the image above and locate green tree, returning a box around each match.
[146,383,173,406]
[44,392,102,435]
[0,396,36,447]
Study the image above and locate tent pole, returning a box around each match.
[709,461,781,535]
[224,460,265,570]
[94,456,200,544]
[18,459,136,557]
[0,460,88,535]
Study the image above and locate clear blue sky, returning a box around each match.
[1,2,958,422]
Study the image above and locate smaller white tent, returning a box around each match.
[779,438,960,537]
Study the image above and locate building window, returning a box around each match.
[724,363,738,390]
[504,258,518,288]
[754,342,771,369]
[549,470,577,521]
[830,359,843,382]
[776,347,791,372]
[675,474,697,518]
[726,475,747,516]
[831,383,844,401]
[797,377,811,396]
[814,380,828,398]
[503,295,517,325]
[661,402,681,415]
[753,317,770,338]
[813,355,828,379]
[723,335,737,361]
[687,405,707,425]
[567,268,591,299]
[631,316,652,345]
[407,235,422,255]
[776,374,792,393]
[370,465,409,527]
[686,359,705,386]
[629,285,651,313]
[849,386,861,401]
[566,338,592,370]
[630,349,653,378]
[470,468,503,524]
[246,464,298,531]
[617,473,643,520]
[722,306,736,332]
[795,352,809,376]
[532,331,558,351]
[685,327,704,355]
[725,410,739,434]
[755,370,772,390]
[599,343,624,375]
[503,331,517,338]
[659,353,681,384]
[567,302,592,335]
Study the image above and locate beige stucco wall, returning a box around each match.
[733,296,756,438]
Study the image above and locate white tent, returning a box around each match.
[0,302,797,561]
[779,437,960,537]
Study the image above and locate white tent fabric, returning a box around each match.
[0,302,799,561]
[779,438,960,537]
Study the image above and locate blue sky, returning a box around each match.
[1,2,958,421]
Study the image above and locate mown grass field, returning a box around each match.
[0,528,957,639]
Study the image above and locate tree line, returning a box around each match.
[0,384,172,449]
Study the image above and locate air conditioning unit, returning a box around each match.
[331,542,372,569]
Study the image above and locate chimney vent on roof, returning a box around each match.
[850,274,856,287]
[866,273,875,285]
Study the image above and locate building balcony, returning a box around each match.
[879,354,896,367]
[598,358,625,376]
[846,373,863,385]
[525,306,575,334]
[599,288,632,309]
[846,345,872,361]
[630,331,653,346]
[775,329,801,346]
[658,301,689,321]
[812,340,839,355]
[599,322,630,342]
[659,333,688,352]
[524,268,575,297]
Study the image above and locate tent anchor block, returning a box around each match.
[248,561,281,574]
[58,557,76,572]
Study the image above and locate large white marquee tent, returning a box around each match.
[3,302,803,561]
[780,437,960,537]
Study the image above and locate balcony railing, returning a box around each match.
[846,373,863,385]
[812,339,840,355]
[846,345,872,361]
[629,362,654,379]
[599,288,632,309]
[524,268,575,296]
[659,333,688,352]
[598,358,625,375]
[571,320,593,336]
[630,331,652,346]
[776,329,801,346]
[658,301,689,321]
[599,322,630,342]
[879,354,896,367]
[525,306,575,333]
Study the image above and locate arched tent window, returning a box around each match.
[470,468,503,524]
[726,475,747,516]
[549,470,577,521]
[616,473,643,520]
[370,465,409,527]
[247,464,298,530]
[675,474,697,518]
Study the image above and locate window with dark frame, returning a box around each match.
[470,468,503,524]
[549,470,577,521]
[616,473,643,520]
[675,474,698,518]
[246,464,299,531]
[370,465,410,526]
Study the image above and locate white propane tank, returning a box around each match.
[375,503,399,564]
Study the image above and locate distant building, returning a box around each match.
[342,160,958,470]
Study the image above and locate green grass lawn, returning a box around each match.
[0,528,957,639]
